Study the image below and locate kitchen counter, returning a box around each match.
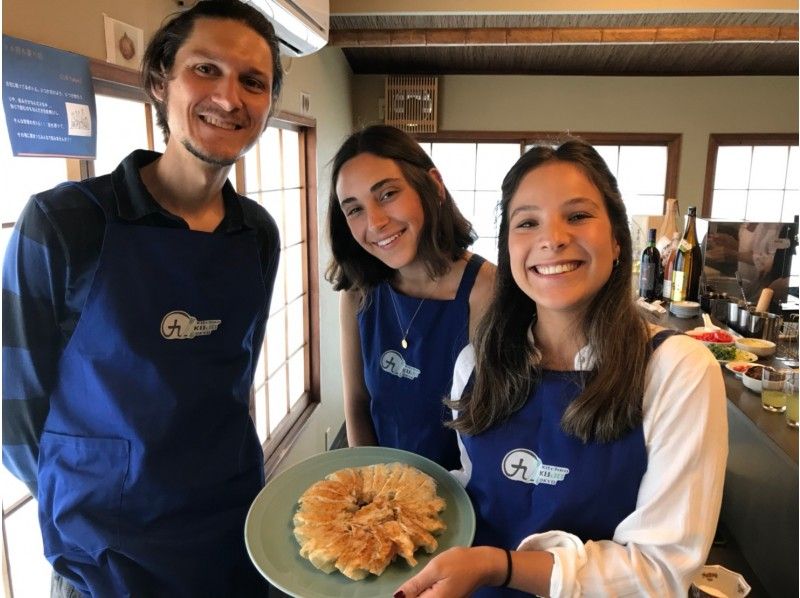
[661,311,798,598]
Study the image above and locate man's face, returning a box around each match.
[157,18,274,167]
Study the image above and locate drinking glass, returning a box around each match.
[761,368,790,413]
[784,370,799,428]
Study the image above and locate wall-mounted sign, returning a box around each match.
[2,35,96,158]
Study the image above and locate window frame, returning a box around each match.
[252,112,321,478]
[702,132,799,219]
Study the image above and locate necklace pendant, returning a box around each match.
[401,338,408,349]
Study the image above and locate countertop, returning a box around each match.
[659,311,798,465]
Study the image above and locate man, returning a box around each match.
[3,1,283,595]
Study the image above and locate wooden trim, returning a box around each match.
[416,130,680,144]
[701,132,799,218]
[89,58,148,102]
[2,515,12,598]
[704,133,799,147]
[144,103,155,152]
[262,395,315,478]
[702,135,721,219]
[304,126,321,416]
[665,135,681,203]
[270,110,316,130]
[330,25,797,47]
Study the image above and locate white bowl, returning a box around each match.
[670,301,701,318]
[691,565,751,598]
[725,361,754,378]
[735,337,776,358]
[741,364,774,393]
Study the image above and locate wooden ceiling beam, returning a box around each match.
[329,25,798,47]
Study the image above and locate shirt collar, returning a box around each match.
[110,149,252,232]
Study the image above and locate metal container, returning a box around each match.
[710,293,729,322]
[746,311,783,342]
[727,300,743,326]
[738,305,754,331]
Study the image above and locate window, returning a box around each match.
[241,115,320,468]
[703,134,798,222]
[418,141,519,262]
[417,132,680,264]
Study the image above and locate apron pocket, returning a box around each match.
[39,432,130,557]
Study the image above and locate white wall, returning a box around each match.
[352,73,799,217]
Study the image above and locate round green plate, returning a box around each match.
[245,446,476,598]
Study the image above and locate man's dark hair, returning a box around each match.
[142,0,284,141]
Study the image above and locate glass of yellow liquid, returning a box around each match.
[761,368,790,413]
[784,370,799,428]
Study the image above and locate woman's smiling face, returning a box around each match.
[507,160,620,321]
[335,152,429,270]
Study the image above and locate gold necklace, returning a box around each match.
[388,278,440,350]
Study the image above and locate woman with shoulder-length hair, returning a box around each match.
[394,138,727,597]
[326,125,495,470]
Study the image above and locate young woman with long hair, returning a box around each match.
[326,125,495,469]
[394,139,727,597]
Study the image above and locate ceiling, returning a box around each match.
[328,12,799,76]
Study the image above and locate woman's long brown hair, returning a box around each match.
[449,139,652,442]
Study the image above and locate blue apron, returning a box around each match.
[37,183,268,597]
[460,330,678,597]
[360,254,485,470]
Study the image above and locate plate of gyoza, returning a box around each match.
[245,446,475,598]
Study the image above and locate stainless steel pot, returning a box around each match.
[746,311,783,342]
[727,300,743,326]
[738,305,754,331]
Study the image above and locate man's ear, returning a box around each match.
[151,74,167,102]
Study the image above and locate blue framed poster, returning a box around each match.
[2,35,97,158]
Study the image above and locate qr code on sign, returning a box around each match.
[65,102,92,137]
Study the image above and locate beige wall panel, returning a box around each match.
[352,73,798,216]
[3,0,176,60]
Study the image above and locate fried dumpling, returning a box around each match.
[293,462,446,580]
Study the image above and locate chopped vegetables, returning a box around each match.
[708,343,737,361]
[687,330,735,343]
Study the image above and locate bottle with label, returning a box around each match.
[661,232,679,301]
[639,228,662,300]
[656,198,680,271]
[670,206,703,302]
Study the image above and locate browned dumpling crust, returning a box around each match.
[293,462,447,580]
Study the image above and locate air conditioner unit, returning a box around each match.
[247,0,329,57]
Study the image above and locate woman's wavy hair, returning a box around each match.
[142,0,284,142]
[450,138,652,442]
[325,125,476,292]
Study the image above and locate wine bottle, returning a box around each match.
[656,198,680,270]
[661,232,679,300]
[639,228,662,300]
[670,206,703,302]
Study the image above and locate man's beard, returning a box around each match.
[181,138,238,167]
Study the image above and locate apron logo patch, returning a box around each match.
[160,310,221,340]
[380,350,420,380]
[502,449,569,486]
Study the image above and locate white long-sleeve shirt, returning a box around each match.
[450,329,728,597]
